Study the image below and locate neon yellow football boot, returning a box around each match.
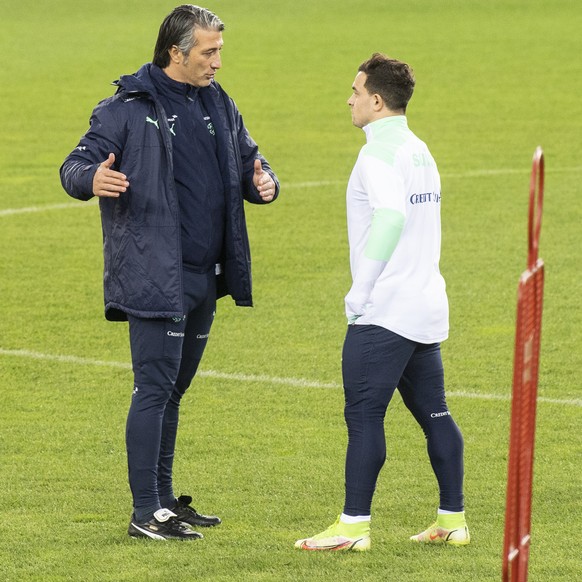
[410,512,470,546]
[295,516,371,551]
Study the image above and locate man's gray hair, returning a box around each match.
[153,5,224,68]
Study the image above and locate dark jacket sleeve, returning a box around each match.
[60,99,125,201]
[230,100,280,205]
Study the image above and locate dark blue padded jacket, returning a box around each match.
[60,64,279,321]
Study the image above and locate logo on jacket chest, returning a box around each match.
[145,115,178,137]
[145,116,160,130]
[204,116,215,136]
[145,114,215,138]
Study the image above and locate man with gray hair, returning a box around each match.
[60,5,279,540]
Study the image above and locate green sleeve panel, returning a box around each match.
[364,208,405,261]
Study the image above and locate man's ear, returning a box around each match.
[169,46,182,65]
[372,93,384,112]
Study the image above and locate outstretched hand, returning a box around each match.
[252,159,276,202]
[92,153,129,198]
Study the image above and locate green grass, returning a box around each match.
[1,0,582,580]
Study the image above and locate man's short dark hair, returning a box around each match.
[153,4,224,68]
[358,53,415,112]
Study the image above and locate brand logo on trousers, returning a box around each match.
[430,411,451,418]
[167,331,185,338]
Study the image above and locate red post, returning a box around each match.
[502,148,545,582]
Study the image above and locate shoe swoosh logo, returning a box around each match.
[301,538,363,551]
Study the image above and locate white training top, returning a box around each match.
[346,115,448,343]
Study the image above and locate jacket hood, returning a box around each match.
[114,63,157,96]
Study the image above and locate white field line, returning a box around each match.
[441,166,582,178]
[0,199,98,217]
[2,166,582,217]
[1,348,580,408]
[280,165,582,189]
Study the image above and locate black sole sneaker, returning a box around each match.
[128,508,203,540]
[172,495,222,527]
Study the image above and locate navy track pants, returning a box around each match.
[126,269,216,520]
[342,324,465,516]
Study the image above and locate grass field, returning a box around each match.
[1,0,581,580]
